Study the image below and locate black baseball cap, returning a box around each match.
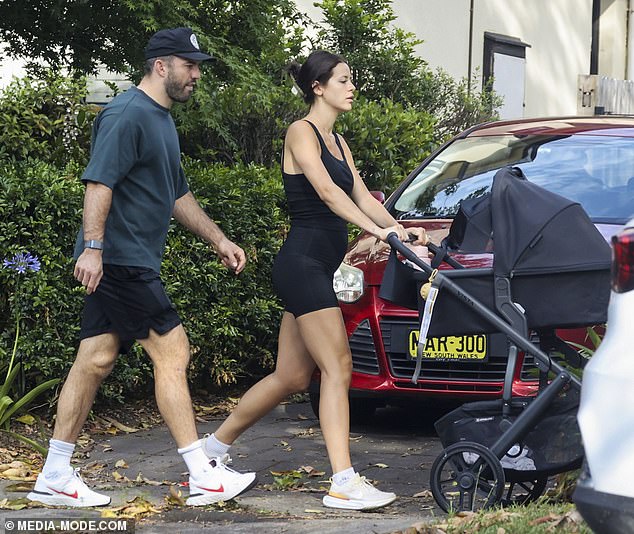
[144,27,213,62]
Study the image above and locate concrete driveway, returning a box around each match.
[1,399,451,533]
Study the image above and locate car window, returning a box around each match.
[393,134,634,223]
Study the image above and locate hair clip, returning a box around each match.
[290,78,304,97]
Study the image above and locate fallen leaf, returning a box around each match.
[0,497,30,510]
[115,459,128,469]
[165,485,186,506]
[372,463,389,469]
[112,471,130,483]
[4,482,34,492]
[529,513,560,526]
[413,489,433,499]
[297,414,308,420]
[280,440,288,447]
[304,509,325,514]
[15,414,35,425]
[0,468,36,481]
[141,477,166,486]
[101,496,160,518]
[270,470,302,478]
[103,417,138,433]
[299,466,325,477]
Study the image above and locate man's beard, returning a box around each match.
[165,72,193,103]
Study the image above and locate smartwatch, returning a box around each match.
[84,240,104,250]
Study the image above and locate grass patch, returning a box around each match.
[419,501,590,533]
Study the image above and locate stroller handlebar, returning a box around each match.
[387,233,434,274]
[387,233,463,272]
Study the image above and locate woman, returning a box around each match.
[202,50,427,510]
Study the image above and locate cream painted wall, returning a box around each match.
[599,0,627,79]
[0,52,26,91]
[294,0,599,118]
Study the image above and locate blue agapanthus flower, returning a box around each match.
[2,252,41,274]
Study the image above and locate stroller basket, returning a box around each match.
[435,388,583,482]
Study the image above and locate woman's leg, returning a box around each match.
[214,312,316,445]
[295,307,353,474]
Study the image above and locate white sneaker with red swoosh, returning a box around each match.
[186,454,257,506]
[27,467,111,507]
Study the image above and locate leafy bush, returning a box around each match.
[0,159,287,403]
[0,74,96,166]
[163,160,287,388]
[337,96,436,193]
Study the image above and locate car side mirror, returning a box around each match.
[370,191,386,204]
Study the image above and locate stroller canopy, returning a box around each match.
[448,167,611,277]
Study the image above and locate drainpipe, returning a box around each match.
[625,0,634,80]
[467,0,474,91]
[590,0,600,74]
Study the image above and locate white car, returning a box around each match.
[575,218,634,533]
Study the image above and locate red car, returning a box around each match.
[311,116,634,420]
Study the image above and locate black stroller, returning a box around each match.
[381,166,611,512]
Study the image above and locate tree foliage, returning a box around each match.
[0,0,145,75]
[315,0,498,141]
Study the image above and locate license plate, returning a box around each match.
[408,330,487,361]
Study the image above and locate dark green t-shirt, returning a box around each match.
[74,86,189,272]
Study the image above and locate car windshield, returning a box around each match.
[392,133,634,224]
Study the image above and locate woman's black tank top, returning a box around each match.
[281,120,354,231]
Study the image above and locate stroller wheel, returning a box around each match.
[501,476,548,506]
[430,441,505,513]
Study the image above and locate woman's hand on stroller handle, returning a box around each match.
[384,228,430,246]
[405,227,429,245]
[377,224,408,243]
[376,225,430,246]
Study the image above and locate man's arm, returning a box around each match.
[173,192,246,274]
[74,182,112,294]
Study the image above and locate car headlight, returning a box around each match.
[333,262,364,303]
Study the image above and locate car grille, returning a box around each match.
[380,317,515,382]
[350,319,380,375]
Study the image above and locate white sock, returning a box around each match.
[201,433,231,458]
[178,440,212,480]
[332,467,356,486]
[42,439,75,478]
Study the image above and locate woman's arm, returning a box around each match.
[338,134,428,245]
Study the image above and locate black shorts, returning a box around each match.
[79,264,181,353]
[272,226,347,317]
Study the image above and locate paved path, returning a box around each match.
[1,400,450,533]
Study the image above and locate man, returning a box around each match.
[27,27,256,508]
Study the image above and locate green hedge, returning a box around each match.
[0,159,287,403]
[337,96,436,193]
[0,75,95,167]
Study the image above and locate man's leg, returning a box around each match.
[137,325,196,447]
[53,333,120,442]
[27,333,119,508]
[138,325,256,506]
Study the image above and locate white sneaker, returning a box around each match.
[322,473,397,510]
[27,467,111,507]
[186,454,257,506]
